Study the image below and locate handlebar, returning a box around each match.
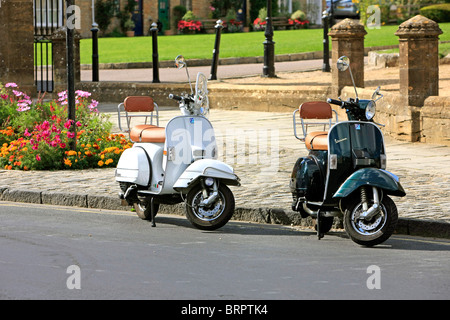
[168,93,183,101]
[327,98,344,107]
[169,93,195,103]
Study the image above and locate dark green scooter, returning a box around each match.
[290,56,406,246]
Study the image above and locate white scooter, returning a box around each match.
[115,55,240,230]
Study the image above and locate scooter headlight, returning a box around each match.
[365,100,376,120]
[204,177,215,187]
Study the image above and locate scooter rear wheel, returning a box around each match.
[134,200,160,221]
[185,184,235,230]
[344,194,398,247]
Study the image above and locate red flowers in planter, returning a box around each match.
[177,20,203,33]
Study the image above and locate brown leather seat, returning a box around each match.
[297,101,333,151]
[130,124,166,143]
[305,131,328,151]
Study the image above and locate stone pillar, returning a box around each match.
[395,15,443,107]
[0,0,35,93]
[51,28,81,95]
[328,18,367,97]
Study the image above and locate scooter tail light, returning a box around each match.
[330,154,338,170]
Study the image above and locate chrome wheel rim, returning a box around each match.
[191,190,225,222]
[350,203,387,236]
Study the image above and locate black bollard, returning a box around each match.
[151,22,160,83]
[65,0,76,150]
[209,20,223,81]
[91,24,99,81]
[322,12,330,73]
[262,0,275,78]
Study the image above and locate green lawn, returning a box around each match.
[80,23,450,65]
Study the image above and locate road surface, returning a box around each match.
[1,201,449,302]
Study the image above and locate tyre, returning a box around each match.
[185,184,235,230]
[315,216,334,234]
[343,193,398,247]
[134,199,160,221]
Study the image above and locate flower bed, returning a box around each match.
[177,20,204,34]
[0,82,132,171]
[288,18,310,29]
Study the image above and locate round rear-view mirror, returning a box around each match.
[337,56,350,71]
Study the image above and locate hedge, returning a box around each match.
[420,3,450,23]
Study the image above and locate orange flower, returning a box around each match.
[64,158,72,167]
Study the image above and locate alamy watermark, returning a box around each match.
[66,265,81,290]
[367,5,382,30]
[366,265,381,289]
[66,5,81,30]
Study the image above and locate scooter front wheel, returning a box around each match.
[344,194,398,247]
[185,184,235,230]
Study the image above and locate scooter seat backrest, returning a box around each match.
[124,96,155,112]
[299,101,332,119]
[118,96,160,134]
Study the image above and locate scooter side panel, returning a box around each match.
[115,147,151,186]
[290,155,325,202]
[333,167,406,198]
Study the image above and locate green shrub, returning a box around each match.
[420,4,450,23]
[182,10,197,21]
[291,10,306,21]
[95,0,116,33]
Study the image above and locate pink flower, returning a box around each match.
[59,143,66,149]
[76,121,82,127]
[75,90,91,98]
[13,90,24,97]
[5,83,18,88]
[24,128,32,137]
[16,104,31,112]
[67,132,75,139]
[36,155,41,161]
[64,120,73,129]
[88,100,99,112]
[41,120,50,131]
[1,94,8,100]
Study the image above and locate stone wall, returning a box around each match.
[0,0,35,93]
[339,86,450,146]
[421,97,450,145]
[79,81,332,113]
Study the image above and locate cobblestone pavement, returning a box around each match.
[1,108,449,225]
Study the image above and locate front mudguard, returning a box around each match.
[333,168,406,199]
[173,159,240,192]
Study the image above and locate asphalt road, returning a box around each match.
[1,201,449,302]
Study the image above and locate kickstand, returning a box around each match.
[317,210,324,240]
[150,197,156,227]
